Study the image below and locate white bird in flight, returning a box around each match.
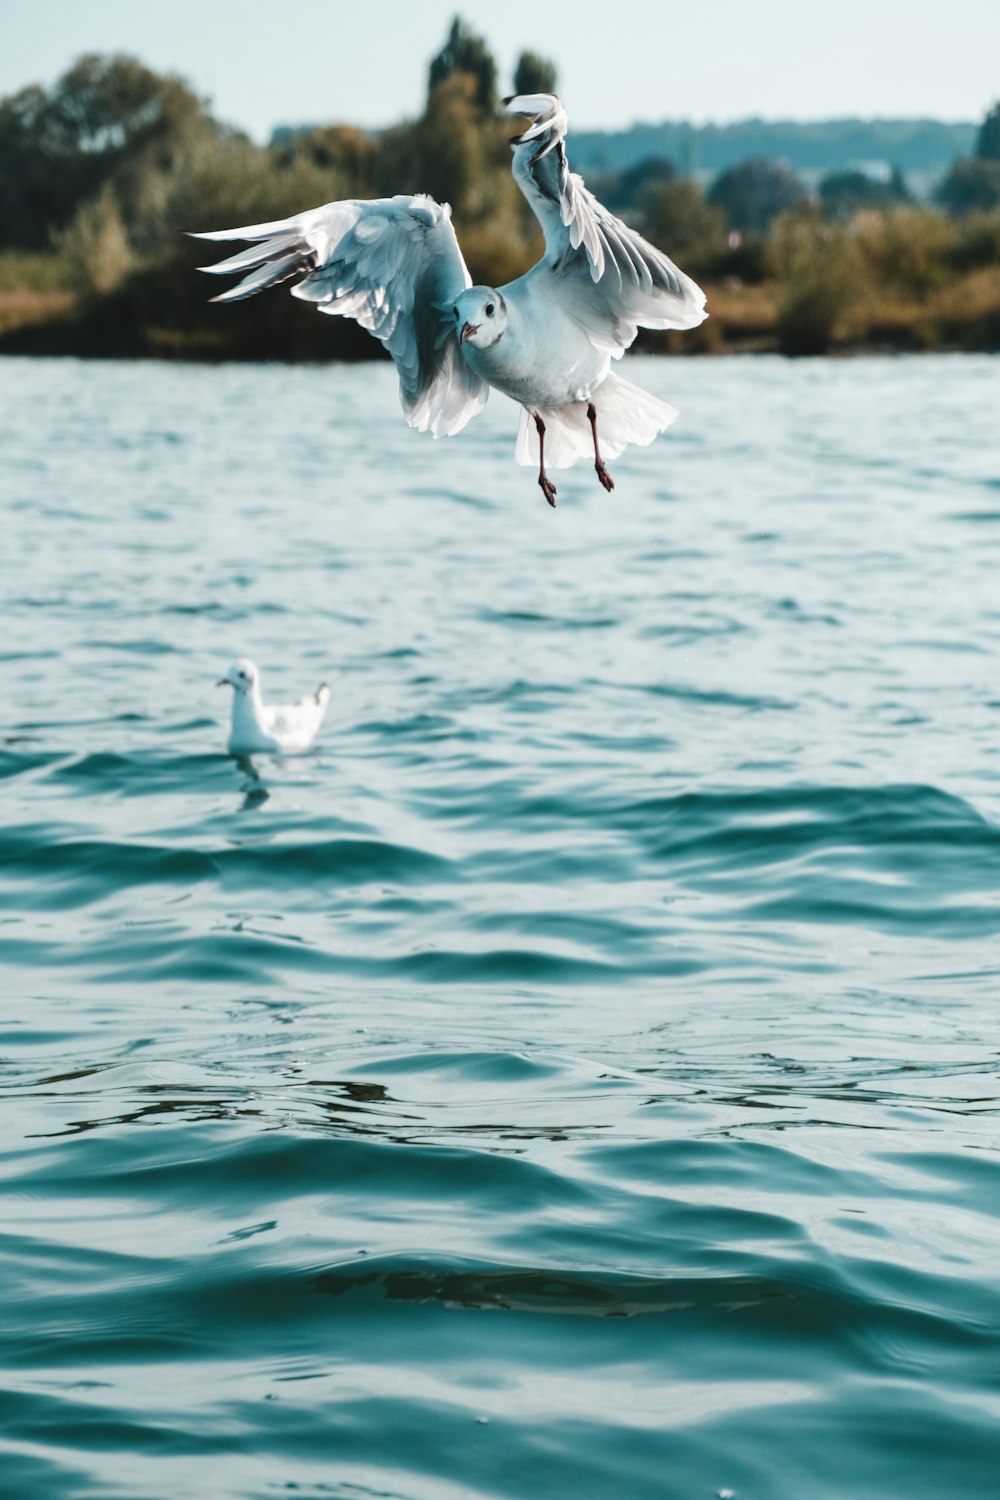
[194,93,707,507]
[217,658,330,755]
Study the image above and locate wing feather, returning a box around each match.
[504,94,708,355]
[192,195,488,437]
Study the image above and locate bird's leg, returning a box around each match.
[534,413,557,507]
[587,402,615,492]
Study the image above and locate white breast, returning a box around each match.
[462,289,610,410]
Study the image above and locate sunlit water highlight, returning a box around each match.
[2,353,1000,1499]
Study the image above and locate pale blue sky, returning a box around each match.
[2,0,998,137]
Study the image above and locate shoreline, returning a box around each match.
[1,305,996,363]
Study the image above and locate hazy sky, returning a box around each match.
[3,0,998,137]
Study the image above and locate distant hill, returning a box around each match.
[566,118,977,189]
[271,117,977,196]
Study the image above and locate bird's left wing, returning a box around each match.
[192,194,487,436]
[504,94,707,356]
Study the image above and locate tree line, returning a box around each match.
[0,18,998,358]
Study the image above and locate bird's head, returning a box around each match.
[216,658,259,696]
[453,287,507,350]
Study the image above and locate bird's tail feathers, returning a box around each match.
[514,373,678,469]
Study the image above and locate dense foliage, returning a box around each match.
[935,98,1000,216]
[0,25,997,358]
[707,158,810,235]
[976,102,1000,162]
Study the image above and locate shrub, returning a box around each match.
[56,185,131,296]
[853,208,955,294]
[644,182,726,271]
[770,208,863,354]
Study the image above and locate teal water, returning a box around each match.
[2,354,999,1499]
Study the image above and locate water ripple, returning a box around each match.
[2,355,1000,1499]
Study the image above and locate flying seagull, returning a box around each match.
[217,658,330,755]
[194,93,707,506]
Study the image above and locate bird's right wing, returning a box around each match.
[192,194,488,437]
[505,94,707,356]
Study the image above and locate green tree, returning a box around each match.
[819,167,911,222]
[427,17,497,115]
[645,181,726,263]
[975,101,1000,161]
[46,53,206,160]
[0,54,216,250]
[937,157,1000,215]
[512,51,557,98]
[708,157,809,235]
[0,85,61,248]
[413,71,487,215]
[936,100,1000,216]
[385,70,521,228]
[599,155,676,216]
[277,124,377,197]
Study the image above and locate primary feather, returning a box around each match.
[193,196,487,437]
[504,92,708,352]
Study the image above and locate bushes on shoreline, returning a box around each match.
[0,32,998,359]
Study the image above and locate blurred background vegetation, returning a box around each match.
[0,17,998,359]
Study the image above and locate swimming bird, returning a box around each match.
[193,93,707,507]
[217,658,330,755]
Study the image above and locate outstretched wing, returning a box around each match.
[504,94,707,356]
[192,194,488,437]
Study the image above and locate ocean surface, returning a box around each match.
[2,352,999,1500]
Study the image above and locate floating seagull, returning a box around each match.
[194,93,707,507]
[217,658,330,755]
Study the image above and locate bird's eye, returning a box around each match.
[452,306,458,318]
[485,303,495,317]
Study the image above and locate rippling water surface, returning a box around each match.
[2,354,1000,1499]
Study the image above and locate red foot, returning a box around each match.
[539,475,558,507]
[595,461,615,493]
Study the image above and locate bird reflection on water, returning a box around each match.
[234,755,271,812]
